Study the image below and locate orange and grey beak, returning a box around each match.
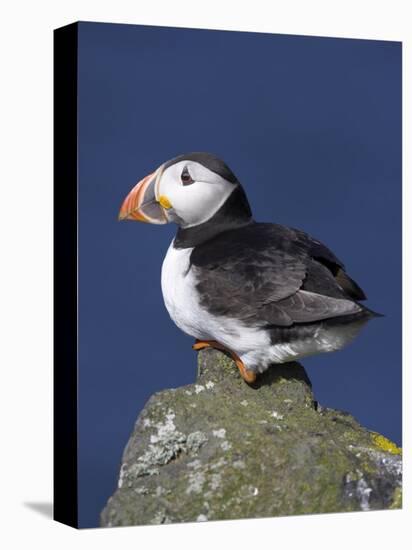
[118,170,168,224]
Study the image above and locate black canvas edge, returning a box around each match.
[53,22,79,529]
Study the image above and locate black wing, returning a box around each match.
[292,226,366,300]
[189,222,365,327]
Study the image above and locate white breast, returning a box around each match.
[160,240,268,352]
[160,241,210,340]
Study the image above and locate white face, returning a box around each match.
[156,160,236,227]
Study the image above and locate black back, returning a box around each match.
[189,222,372,327]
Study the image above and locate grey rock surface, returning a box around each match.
[101,349,402,527]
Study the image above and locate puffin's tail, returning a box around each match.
[358,303,384,319]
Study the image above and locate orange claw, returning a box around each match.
[192,340,213,351]
[192,339,256,384]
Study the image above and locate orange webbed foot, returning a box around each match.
[192,339,256,384]
[234,356,257,384]
[192,339,218,351]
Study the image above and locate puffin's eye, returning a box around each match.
[181,166,194,186]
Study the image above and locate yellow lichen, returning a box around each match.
[389,487,402,509]
[371,433,402,455]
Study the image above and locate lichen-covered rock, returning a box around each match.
[100,349,402,527]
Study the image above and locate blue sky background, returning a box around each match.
[77,22,401,528]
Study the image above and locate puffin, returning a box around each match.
[119,152,380,384]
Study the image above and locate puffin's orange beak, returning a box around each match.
[118,170,168,224]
